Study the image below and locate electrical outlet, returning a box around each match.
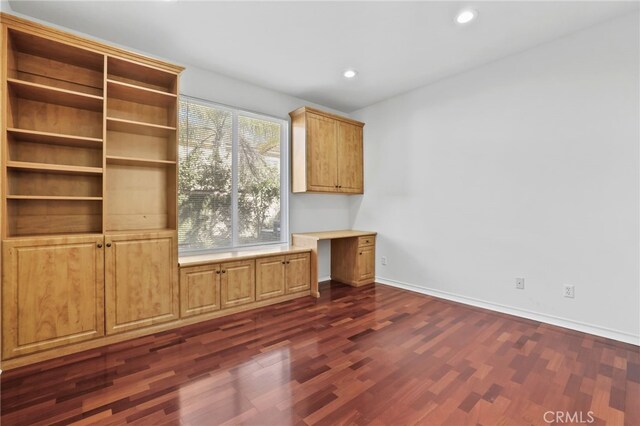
[515,278,525,289]
[381,256,387,266]
[564,285,575,298]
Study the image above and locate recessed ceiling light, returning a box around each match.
[456,9,477,24]
[343,69,358,79]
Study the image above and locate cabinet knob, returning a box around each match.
[106,243,112,248]
[97,243,103,248]
[222,270,226,274]
[287,261,290,264]
[282,261,286,264]
[359,252,363,255]
[216,270,221,274]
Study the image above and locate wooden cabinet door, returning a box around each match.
[221,260,255,308]
[337,121,364,193]
[2,235,105,359]
[357,245,375,282]
[286,253,311,293]
[105,232,178,334]
[180,264,221,318]
[256,256,286,300]
[306,113,338,192]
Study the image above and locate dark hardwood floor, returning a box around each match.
[1,281,638,425]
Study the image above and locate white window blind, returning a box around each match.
[178,97,288,252]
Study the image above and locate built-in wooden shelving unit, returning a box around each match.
[1,13,185,369]
[2,22,180,237]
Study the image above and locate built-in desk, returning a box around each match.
[291,230,377,297]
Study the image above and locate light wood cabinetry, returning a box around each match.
[330,234,376,287]
[221,260,256,308]
[336,121,364,193]
[256,252,311,300]
[306,113,339,192]
[1,14,183,368]
[286,253,311,293]
[179,248,311,319]
[292,230,376,297]
[105,231,179,334]
[2,235,105,359]
[1,14,181,240]
[0,14,314,370]
[256,256,286,300]
[290,107,364,194]
[180,264,221,318]
[356,244,376,282]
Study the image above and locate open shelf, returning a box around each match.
[107,56,177,94]
[7,128,103,148]
[7,28,104,97]
[6,195,103,201]
[8,78,103,112]
[105,162,175,232]
[106,155,176,167]
[106,117,176,137]
[6,95,103,139]
[7,161,103,176]
[107,79,177,106]
[7,169,102,198]
[7,198,102,237]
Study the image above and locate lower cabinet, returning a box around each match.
[2,240,309,366]
[330,235,375,286]
[256,256,286,300]
[286,253,311,293]
[221,259,255,308]
[357,245,375,282]
[105,231,179,335]
[257,253,311,300]
[1,235,105,359]
[180,264,221,318]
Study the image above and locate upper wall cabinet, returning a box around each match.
[290,107,364,194]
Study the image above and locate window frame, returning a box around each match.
[178,95,290,255]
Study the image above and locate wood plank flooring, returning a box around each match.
[1,281,639,425]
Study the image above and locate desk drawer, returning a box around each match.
[358,235,375,247]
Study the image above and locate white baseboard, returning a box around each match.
[376,276,639,346]
[318,276,331,283]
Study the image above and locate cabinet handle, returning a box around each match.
[282,261,286,264]
[222,270,226,274]
[359,252,363,255]
[287,261,291,264]
[106,243,112,248]
[216,270,221,274]
[97,243,103,248]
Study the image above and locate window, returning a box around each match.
[178,97,288,252]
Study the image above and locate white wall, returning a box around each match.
[4,7,352,279]
[350,14,640,344]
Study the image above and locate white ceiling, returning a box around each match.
[8,1,639,112]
